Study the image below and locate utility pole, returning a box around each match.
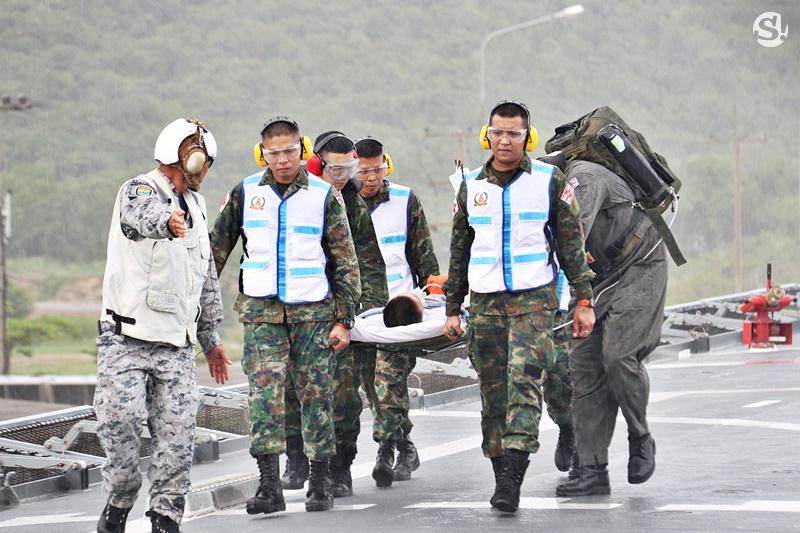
[0,191,8,374]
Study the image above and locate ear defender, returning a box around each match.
[254,143,268,168]
[300,135,313,161]
[306,153,323,176]
[384,153,394,176]
[479,125,491,150]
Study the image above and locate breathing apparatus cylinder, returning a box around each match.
[597,125,672,208]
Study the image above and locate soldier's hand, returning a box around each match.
[205,344,232,385]
[168,209,186,238]
[443,315,463,341]
[328,324,350,351]
[572,306,596,338]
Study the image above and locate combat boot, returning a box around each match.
[490,455,507,485]
[145,510,179,533]
[393,438,420,481]
[490,449,530,513]
[281,435,309,490]
[97,503,131,533]
[305,459,334,512]
[554,422,576,472]
[330,445,357,498]
[556,464,610,496]
[628,433,656,484]
[372,440,395,488]
[246,454,285,514]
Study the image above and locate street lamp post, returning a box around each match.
[479,4,585,115]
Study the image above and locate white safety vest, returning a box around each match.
[100,169,210,347]
[239,173,331,303]
[465,162,556,293]
[371,182,415,298]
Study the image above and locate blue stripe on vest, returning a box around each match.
[292,225,321,235]
[380,235,406,245]
[243,174,262,185]
[308,179,329,190]
[288,267,324,277]
[386,272,404,282]
[277,202,288,300]
[502,186,513,289]
[518,211,547,221]
[243,219,268,229]
[389,187,410,197]
[469,256,497,265]
[556,270,567,293]
[513,252,548,264]
[532,161,553,175]
[468,216,492,225]
[241,261,268,269]
[464,169,481,181]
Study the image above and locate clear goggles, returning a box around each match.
[355,162,389,176]
[486,127,528,143]
[262,142,301,160]
[323,159,359,180]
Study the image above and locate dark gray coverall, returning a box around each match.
[566,160,668,466]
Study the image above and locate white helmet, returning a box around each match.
[154,118,217,165]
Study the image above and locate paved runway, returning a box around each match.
[1,345,798,532]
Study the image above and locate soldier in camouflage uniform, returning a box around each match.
[210,117,360,513]
[95,118,229,533]
[282,131,388,498]
[443,101,595,514]
[354,137,440,488]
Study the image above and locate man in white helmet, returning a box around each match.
[94,118,230,533]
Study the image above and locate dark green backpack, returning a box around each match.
[545,106,686,266]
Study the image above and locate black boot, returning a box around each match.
[490,449,530,513]
[628,433,656,484]
[145,511,179,533]
[372,440,395,488]
[556,464,610,496]
[97,504,131,533]
[281,435,309,490]
[330,445,357,498]
[393,438,420,481]
[567,450,581,480]
[246,454,286,514]
[490,455,506,485]
[306,459,334,511]
[555,423,576,472]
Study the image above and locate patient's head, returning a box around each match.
[383,293,424,327]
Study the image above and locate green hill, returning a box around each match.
[1,0,798,303]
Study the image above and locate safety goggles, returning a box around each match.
[486,127,527,143]
[323,159,359,180]
[355,162,389,177]
[262,142,301,160]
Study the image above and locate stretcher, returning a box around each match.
[350,297,468,352]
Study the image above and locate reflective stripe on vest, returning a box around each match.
[371,182,414,298]
[465,162,556,293]
[240,173,330,303]
[555,269,571,312]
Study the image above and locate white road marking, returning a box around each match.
[411,410,558,431]
[648,416,800,432]
[648,361,744,369]
[211,503,376,515]
[407,497,622,510]
[742,400,781,408]
[0,513,96,528]
[658,500,800,513]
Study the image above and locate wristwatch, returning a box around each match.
[576,298,594,309]
[337,317,355,330]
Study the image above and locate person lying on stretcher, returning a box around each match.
[349,276,468,344]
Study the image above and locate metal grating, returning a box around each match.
[0,413,152,458]
[196,405,249,435]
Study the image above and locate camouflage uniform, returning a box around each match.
[544,311,573,427]
[285,181,388,450]
[95,176,223,523]
[444,156,594,457]
[363,180,439,442]
[210,168,360,460]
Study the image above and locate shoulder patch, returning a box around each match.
[333,189,345,207]
[560,182,575,205]
[569,177,580,189]
[125,180,155,199]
